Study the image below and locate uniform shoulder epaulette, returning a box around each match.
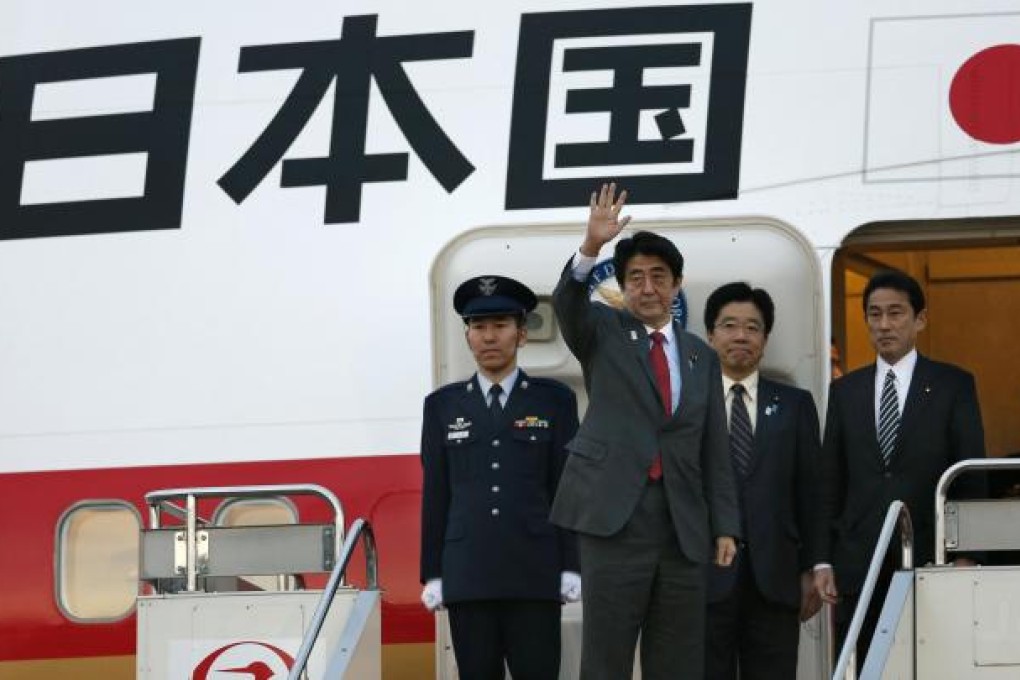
[429,380,470,398]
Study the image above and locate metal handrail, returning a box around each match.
[832,500,913,680]
[144,484,345,592]
[934,458,1020,565]
[288,518,378,680]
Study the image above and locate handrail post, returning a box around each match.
[287,518,378,680]
[832,500,913,680]
[934,458,1020,565]
[185,493,197,592]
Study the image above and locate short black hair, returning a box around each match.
[704,282,775,336]
[863,270,926,315]
[613,231,684,287]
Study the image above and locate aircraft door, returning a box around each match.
[430,218,824,406]
[429,218,828,680]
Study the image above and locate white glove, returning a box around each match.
[421,578,444,611]
[560,571,582,603]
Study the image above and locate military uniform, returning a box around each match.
[419,275,579,680]
[420,371,579,602]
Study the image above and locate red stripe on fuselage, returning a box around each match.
[0,454,427,662]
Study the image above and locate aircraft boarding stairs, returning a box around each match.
[135,485,380,680]
[833,459,1020,680]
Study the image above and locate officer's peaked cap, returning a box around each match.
[454,275,537,320]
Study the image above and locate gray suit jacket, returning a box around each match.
[549,261,740,564]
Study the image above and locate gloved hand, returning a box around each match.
[421,578,444,611]
[560,571,582,603]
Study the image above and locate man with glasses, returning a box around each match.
[549,184,739,680]
[814,269,986,660]
[703,282,822,680]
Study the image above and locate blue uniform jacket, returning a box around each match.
[420,370,580,603]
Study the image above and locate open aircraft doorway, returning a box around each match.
[832,217,1020,461]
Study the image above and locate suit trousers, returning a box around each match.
[447,599,561,680]
[705,548,800,680]
[577,482,705,680]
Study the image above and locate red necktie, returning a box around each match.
[648,331,671,480]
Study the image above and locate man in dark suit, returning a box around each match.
[702,282,822,680]
[815,269,986,657]
[419,275,581,680]
[550,184,739,680]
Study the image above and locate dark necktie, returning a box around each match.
[730,383,754,477]
[878,370,900,467]
[488,384,504,424]
[648,331,671,480]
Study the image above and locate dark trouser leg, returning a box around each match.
[502,600,561,680]
[737,558,799,680]
[639,539,704,680]
[835,554,895,666]
[447,601,505,680]
[577,482,700,680]
[705,561,741,680]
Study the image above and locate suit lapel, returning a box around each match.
[673,321,695,420]
[622,315,666,413]
[504,370,532,423]
[855,365,884,468]
[747,379,776,478]
[895,355,933,460]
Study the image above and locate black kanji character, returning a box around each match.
[506,4,752,210]
[219,15,475,224]
[0,39,200,240]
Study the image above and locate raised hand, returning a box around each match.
[581,182,631,256]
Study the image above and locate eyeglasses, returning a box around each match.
[714,320,764,336]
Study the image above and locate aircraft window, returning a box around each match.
[56,501,141,622]
[525,299,556,342]
[212,497,298,526]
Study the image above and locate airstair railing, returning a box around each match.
[934,457,1020,565]
[832,500,913,680]
[144,484,344,592]
[288,517,378,680]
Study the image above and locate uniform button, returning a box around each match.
[492,439,501,447]
[492,485,500,493]
[529,435,537,441]
[491,508,500,516]
[491,462,500,470]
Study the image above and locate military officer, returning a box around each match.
[419,275,581,680]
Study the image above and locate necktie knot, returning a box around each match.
[650,330,666,346]
[731,383,746,397]
[489,384,503,407]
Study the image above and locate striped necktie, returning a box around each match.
[729,383,753,477]
[878,370,900,466]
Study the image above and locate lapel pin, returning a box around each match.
[521,380,529,389]
[688,351,698,369]
[924,385,931,394]
[466,382,474,392]
[765,395,780,416]
[630,330,638,341]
